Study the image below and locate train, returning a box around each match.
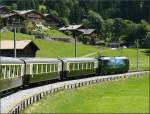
[0,56,129,97]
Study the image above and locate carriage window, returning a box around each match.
[55,64,58,71]
[91,62,94,68]
[70,63,73,70]
[87,62,90,69]
[0,66,3,79]
[79,63,82,69]
[47,64,51,72]
[43,64,46,73]
[72,63,75,70]
[53,64,56,72]
[83,63,86,69]
[33,64,36,74]
[38,64,41,73]
[5,66,9,78]
[74,63,77,70]
[0,66,5,79]
[14,65,18,76]
[50,64,53,72]
[16,65,19,77]
[45,64,48,72]
[32,63,58,73]
[12,65,15,77]
[18,65,21,76]
[0,65,23,79]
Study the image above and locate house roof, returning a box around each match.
[62,58,97,62]
[43,14,49,16]
[78,29,95,35]
[0,5,9,10]
[0,6,6,9]
[59,25,82,31]
[14,10,33,15]
[0,40,39,50]
[14,10,45,18]
[21,58,61,63]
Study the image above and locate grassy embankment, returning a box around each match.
[1,32,98,58]
[1,32,149,70]
[22,75,149,113]
[94,48,150,70]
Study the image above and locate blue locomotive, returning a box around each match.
[0,56,129,97]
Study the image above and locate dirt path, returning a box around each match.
[81,52,97,57]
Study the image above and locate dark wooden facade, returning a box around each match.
[2,13,25,26]
[0,6,25,26]
[44,14,60,27]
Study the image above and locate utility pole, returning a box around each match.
[74,32,77,58]
[10,19,21,58]
[136,39,139,71]
[0,28,1,56]
[13,25,16,58]
[59,25,82,58]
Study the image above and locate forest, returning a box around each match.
[0,0,150,48]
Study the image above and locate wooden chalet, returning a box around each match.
[43,14,61,27]
[0,6,25,26]
[1,13,25,26]
[0,40,39,57]
[14,10,46,24]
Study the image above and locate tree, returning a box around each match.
[17,0,38,10]
[22,20,36,34]
[0,16,4,30]
[61,17,69,26]
[87,10,104,36]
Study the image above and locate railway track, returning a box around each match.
[0,70,149,114]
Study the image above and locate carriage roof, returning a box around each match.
[61,58,97,62]
[21,58,61,63]
[100,57,127,60]
[0,56,24,64]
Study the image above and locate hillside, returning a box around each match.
[1,32,98,58]
[1,32,149,70]
[92,48,150,70]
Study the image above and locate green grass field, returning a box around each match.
[94,48,150,70]
[1,32,98,57]
[1,32,149,70]
[22,75,149,113]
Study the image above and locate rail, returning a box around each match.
[0,71,149,114]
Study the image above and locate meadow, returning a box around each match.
[1,32,150,70]
[1,32,98,57]
[22,75,149,113]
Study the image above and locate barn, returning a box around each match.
[0,40,39,57]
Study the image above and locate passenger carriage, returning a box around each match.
[61,58,98,78]
[0,57,24,96]
[21,58,62,85]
